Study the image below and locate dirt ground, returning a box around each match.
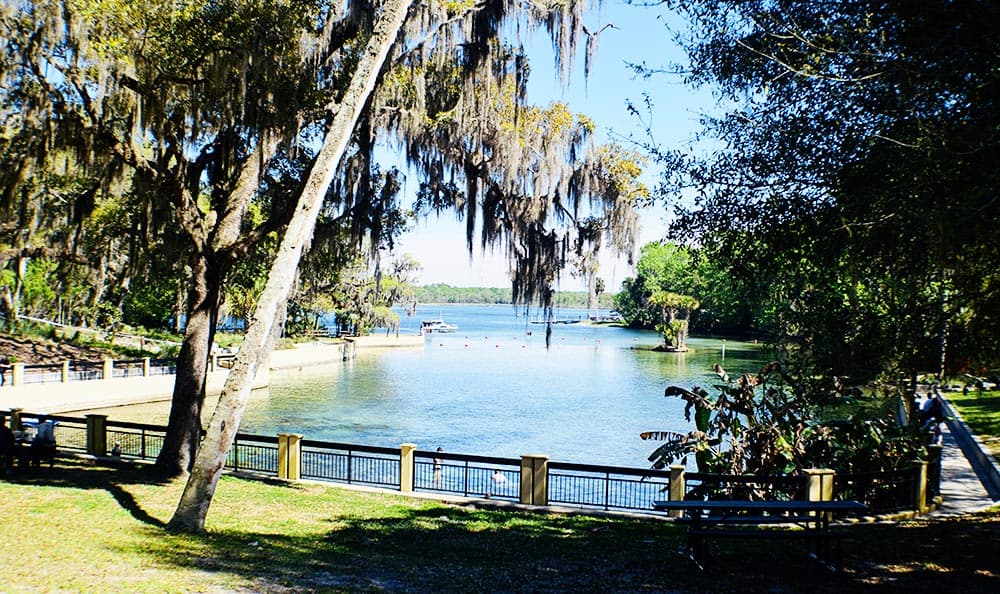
[0,334,112,364]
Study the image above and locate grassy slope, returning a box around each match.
[947,389,1000,464]
[2,458,998,593]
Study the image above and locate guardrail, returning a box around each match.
[1,355,230,387]
[0,409,941,516]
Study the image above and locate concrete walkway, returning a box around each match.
[0,337,423,414]
[933,423,997,516]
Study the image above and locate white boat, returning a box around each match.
[421,319,458,333]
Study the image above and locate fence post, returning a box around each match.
[667,465,686,518]
[86,414,108,456]
[9,408,23,432]
[805,468,835,502]
[61,361,70,382]
[911,460,929,514]
[520,454,549,506]
[277,433,303,480]
[400,443,417,492]
[12,363,24,386]
[926,443,943,503]
[102,358,114,380]
[142,357,151,377]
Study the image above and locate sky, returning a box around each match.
[392,3,716,292]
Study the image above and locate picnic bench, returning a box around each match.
[652,499,869,571]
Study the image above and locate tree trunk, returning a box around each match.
[167,0,414,532]
[154,255,221,477]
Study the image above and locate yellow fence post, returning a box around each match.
[912,460,928,514]
[400,443,417,492]
[142,357,151,377]
[519,454,549,506]
[805,468,835,502]
[11,363,24,386]
[10,409,23,432]
[277,434,303,481]
[86,414,108,456]
[668,465,687,518]
[102,358,114,381]
[61,360,70,382]
[805,468,835,522]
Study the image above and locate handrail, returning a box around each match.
[3,409,938,516]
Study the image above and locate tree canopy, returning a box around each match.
[647,0,1000,380]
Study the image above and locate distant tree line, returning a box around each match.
[416,284,615,309]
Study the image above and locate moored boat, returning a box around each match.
[421,319,458,333]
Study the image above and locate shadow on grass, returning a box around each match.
[2,455,178,527]
[7,458,1000,592]
[137,500,1000,593]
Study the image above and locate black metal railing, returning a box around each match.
[300,440,400,488]
[3,411,936,516]
[548,462,672,511]
[106,420,167,459]
[413,450,521,501]
[684,472,808,501]
[833,467,920,513]
[228,434,279,473]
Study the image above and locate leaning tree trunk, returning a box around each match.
[167,0,415,532]
[153,256,221,476]
[155,138,278,477]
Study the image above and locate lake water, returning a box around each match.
[94,304,765,468]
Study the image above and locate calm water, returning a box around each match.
[92,304,765,468]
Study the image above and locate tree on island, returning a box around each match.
[648,290,698,351]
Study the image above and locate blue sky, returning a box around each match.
[393,2,715,291]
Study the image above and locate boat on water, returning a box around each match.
[421,319,458,333]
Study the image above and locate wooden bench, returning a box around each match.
[652,499,868,571]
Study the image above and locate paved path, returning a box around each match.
[934,423,997,516]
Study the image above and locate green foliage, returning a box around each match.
[415,284,614,309]
[615,242,714,340]
[122,278,176,330]
[655,1,1000,379]
[645,363,927,476]
[20,259,58,316]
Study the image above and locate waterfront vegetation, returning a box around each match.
[1,457,998,592]
[414,284,615,310]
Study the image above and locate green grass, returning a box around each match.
[2,458,999,592]
[947,389,1000,463]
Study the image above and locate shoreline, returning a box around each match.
[1,335,424,415]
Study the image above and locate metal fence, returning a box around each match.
[834,467,921,514]
[684,472,808,502]
[301,441,400,489]
[413,450,522,501]
[548,462,672,511]
[105,420,166,459]
[2,411,938,516]
[19,361,105,384]
[113,360,147,379]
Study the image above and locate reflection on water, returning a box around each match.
[84,305,766,467]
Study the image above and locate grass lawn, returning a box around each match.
[947,389,1000,463]
[2,458,999,593]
